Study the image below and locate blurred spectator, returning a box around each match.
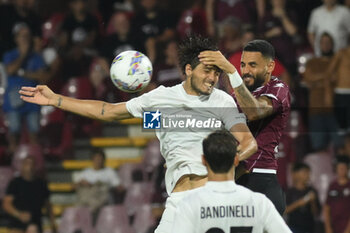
[0,0,42,58]
[2,156,56,233]
[323,156,350,233]
[307,0,350,56]
[205,0,253,36]
[258,0,299,73]
[337,133,350,158]
[2,24,47,154]
[227,25,292,92]
[302,32,341,151]
[59,0,99,51]
[74,148,123,223]
[176,0,208,40]
[217,17,241,55]
[285,162,320,233]
[130,0,177,62]
[145,40,183,92]
[99,11,137,62]
[58,0,99,81]
[326,39,350,131]
[97,0,133,26]
[276,134,296,191]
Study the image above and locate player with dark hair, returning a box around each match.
[171,130,291,233]
[20,35,257,233]
[199,39,291,215]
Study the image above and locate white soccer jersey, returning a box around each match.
[171,181,292,233]
[126,84,246,194]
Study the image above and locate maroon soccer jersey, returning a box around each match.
[326,180,350,233]
[232,77,291,171]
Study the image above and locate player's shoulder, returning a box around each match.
[212,88,236,103]
[266,77,290,95]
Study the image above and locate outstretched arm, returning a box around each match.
[20,85,133,121]
[199,51,274,121]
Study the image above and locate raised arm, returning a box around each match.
[19,85,133,121]
[230,123,258,161]
[198,50,274,121]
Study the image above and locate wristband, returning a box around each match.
[228,71,243,88]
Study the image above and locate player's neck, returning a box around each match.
[207,170,235,182]
[263,75,272,86]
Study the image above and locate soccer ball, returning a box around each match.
[110,50,153,93]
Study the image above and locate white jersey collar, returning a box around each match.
[205,180,237,192]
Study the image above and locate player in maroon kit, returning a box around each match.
[199,40,291,215]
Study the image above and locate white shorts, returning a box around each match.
[154,189,194,233]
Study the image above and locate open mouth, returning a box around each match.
[204,82,213,90]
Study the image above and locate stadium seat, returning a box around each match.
[303,151,335,204]
[142,139,163,180]
[0,167,13,199]
[177,7,208,40]
[133,204,156,233]
[124,182,155,216]
[118,163,145,189]
[61,76,93,99]
[58,206,93,233]
[95,205,134,233]
[42,12,65,46]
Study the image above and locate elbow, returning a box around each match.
[247,112,262,122]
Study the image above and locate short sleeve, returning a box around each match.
[307,10,317,34]
[3,50,17,65]
[126,86,164,118]
[109,169,121,187]
[261,81,290,114]
[171,201,195,233]
[5,178,18,196]
[219,94,247,130]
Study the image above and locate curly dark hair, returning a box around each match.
[178,35,218,75]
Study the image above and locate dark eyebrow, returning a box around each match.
[248,62,257,66]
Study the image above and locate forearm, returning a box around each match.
[6,55,26,75]
[233,84,270,121]
[323,205,333,231]
[25,70,50,83]
[281,16,297,36]
[49,95,131,121]
[3,199,20,218]
[237,136,258,161]
[285,199,305,214]
[308,33,315,48]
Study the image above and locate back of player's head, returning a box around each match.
[202,130,238,173]
[178,35,218,75]
[243,39,275,60]
[292,162,310,173]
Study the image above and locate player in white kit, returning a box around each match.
[19,36,257,233]
[172,130,291,233]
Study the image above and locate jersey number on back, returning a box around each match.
[206,227,253,233]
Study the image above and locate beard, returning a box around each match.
[242,72,266,92]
